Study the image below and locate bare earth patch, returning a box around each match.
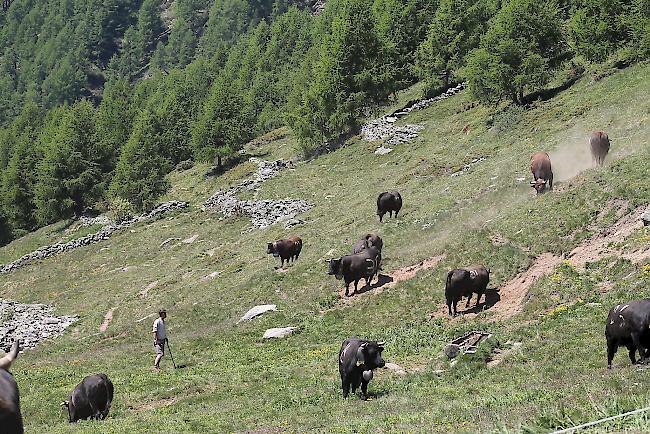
[99,308,115,332]
[132,397,177,412]
[338,254,446,301]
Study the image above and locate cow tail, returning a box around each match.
[445,271,453,294]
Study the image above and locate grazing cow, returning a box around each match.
[529,152,553,194]
[445,265,490,316]
[328,246,381,296]
[266,236,302,267]
[605,300,650,369]
[590,131,610,166]
[339,339,385,399]
[377,191,402,222]
[351,233,383,255]
[0,341,22,434]
[63,373,114,423]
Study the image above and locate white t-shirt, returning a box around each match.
[152,318,166,341]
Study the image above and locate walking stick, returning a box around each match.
[165,339,178,369]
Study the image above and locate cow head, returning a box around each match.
[356,341,385,370]
[365,234,383,251]
[327,258,343,279]
[61,400,75,423]
[530,178,547,194]
[266,242,278,257]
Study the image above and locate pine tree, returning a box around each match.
[109,109,171,211]
[191,77,251,167]
[464,0,564,104]
[34,100,100,224]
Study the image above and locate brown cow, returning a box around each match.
[590,131,610,166]
[530,152,553,194]
[267,236,302,267]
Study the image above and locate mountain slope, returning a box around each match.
[1,62,650,432]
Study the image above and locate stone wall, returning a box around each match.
[0,201,189,274]
[205,158,313,229]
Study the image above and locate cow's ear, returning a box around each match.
[356,344,367,366]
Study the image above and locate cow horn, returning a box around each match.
[0,340,20,370]
[377,341,385,347]
[60,401,69,408]
[529,181,536,185]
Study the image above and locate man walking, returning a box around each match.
[152,308,167,371]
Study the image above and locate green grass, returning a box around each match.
[2,62,650,433]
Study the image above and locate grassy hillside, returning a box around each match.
[2,61,650,433]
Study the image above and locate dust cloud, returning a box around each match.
[549,129,594,182]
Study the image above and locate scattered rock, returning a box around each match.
[202,271,220,280]
[263,327,296,339]
[444,331,492,359]
[182,234,199,244]
[160,237,180,248]
[384,362,407,375]
[374,146,393,155]
[451,157,488,177]
[284,218,304,229]
[0,300,77,351]
[641,209,650,226]
[0,201,189,275]
[79,215,112,227]
[140,281,159,297]
[238,305,277,323]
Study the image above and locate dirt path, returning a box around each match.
[489,204,648,320]
[99,308,115,332]
[338,254,446,301]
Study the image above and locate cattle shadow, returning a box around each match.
[457,287,501,315]
[352,274,394,296]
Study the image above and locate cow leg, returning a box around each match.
[379,213,384,222]
[447,301,453,316]
[607,339,618,368]
[453,300,458,317]
[353,279,360,295]
[352,376,362,395]
[465,293,473,308]
[344,282,350,297]
[395,210,399,218]
[360,380,369,400]
[549,173,554,191]
[631,332,646,363]
[342,377,351,398]
[476,290,484,308]
[626,344,637,365]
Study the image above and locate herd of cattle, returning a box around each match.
[0,130,639,429]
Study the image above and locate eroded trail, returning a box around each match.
[338,254,446,301]
[491,204,648,320]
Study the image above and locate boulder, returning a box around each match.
[238,304,277,323]
[263,327,296,339]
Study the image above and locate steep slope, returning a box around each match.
[1,62,650,432]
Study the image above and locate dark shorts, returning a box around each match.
[154,340,165,356]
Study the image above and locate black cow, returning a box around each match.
[63,373,114,422]
[605,300,650,369]
[377,191,402,222]
[266,236,302,268]
[445,265,490,316]
[351,233,383,255]
[339,339,385,399]
[0,341,22,434]
[328,246,381,296]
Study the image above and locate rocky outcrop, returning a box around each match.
[0,300,77,351]
[362,83,466,152]
[205,158,313,229]
[0,201,189,274]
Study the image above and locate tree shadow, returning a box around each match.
[526,75,581,103]
[457,287,501,315]
[351,274,394,296]
[203,152,253,178]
